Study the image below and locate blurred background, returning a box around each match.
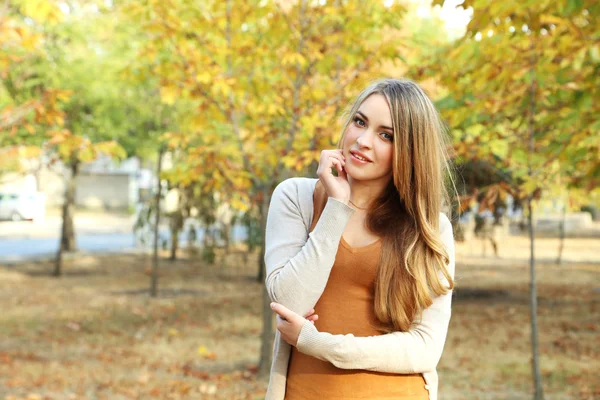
[0,0,598,399]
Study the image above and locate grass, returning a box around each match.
[0,236,599,400]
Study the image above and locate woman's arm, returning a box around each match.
[295,217,455,374]
[264,178,354,316]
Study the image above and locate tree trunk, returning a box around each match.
[245,211,257,253]
[169,192,182,261]
[556,200,566,265]
[258,186,274,378]
[170,186,188,261]
[527,43,544,400]
[170,223,179,261]
[258,285,275,379]
[223,221,231,251]
[151,146,164,297]
[528,200,544,400]
[54,159,79,277]
[203,221,210,248]
[256,187,269,283]
[62,160,78,252]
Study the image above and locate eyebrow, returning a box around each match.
[356,111,394,132]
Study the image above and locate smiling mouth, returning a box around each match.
[350,151,372,162]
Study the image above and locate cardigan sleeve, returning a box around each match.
[264,178,355,316]
[296,214,455,373]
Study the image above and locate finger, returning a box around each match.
[303,309,315,318]
[327,151,346,165]
[276,315,288,323]
[331,158,343,174]
[318,152,345,177]
[338,164,348,180]
[321,149,345,164]
[276,317,287,330]
[324,156,344,173]
[328,157,340,173]
[271,302,294,321]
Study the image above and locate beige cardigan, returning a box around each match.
[264,177,455,400]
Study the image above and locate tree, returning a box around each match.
[426,1,600,398]
[1,1,140,275]
[0,0,70,175]
[38,4,135,275]
[123,0,409,376]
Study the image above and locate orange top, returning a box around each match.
[285,181,428,400]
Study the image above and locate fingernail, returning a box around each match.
[270,302,275,309]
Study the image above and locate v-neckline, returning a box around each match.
[340,236,382,253]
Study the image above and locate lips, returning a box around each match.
[350,150,372,162]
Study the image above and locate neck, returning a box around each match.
[348,175,390,208]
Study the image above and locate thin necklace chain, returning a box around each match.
[349,199,368,210]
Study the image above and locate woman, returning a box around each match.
[264,79,456,400]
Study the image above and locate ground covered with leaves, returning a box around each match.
[0,236,598,400]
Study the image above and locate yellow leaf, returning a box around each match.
[282,156,296,169]
[198,345,209,356]
[22,0,63,24]
[197,345,217,360]
[21,146,41,158]
[160,86,178,105]
[24,123,35,133]
[189,116,206,131]
[268,104,283,116]
[210,80,231,97]
[55,90,72,102]
[282,52,307,67]
[256,142,269,151]
[78,147,96,163]
[239,128,249,140]
[196,71,212,84]
[230,198,249,212]
[21,33,42,50]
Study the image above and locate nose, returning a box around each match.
[356,130,373,149]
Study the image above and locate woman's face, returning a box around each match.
[342,93,394,184]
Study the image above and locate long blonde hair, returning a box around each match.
[337,79,455,332]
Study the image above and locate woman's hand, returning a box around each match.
[304,308,319,325]
[317,149,350,204]
[271,302,318,347]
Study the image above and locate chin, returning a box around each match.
[348,167,391,183]
[347,168,375,181]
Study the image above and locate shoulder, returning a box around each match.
[438,212,455,249]
[270,177,317,229]
[272,177,318,204]
[271,177,318,220]
[439,212,452,234]
[438,212,456,277]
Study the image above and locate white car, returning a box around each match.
[0,192,46,222]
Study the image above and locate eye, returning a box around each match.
[353,116,366,128]
[380,132,393,141]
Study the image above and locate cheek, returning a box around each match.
[342,127,358,149]
[377,144,394,170]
